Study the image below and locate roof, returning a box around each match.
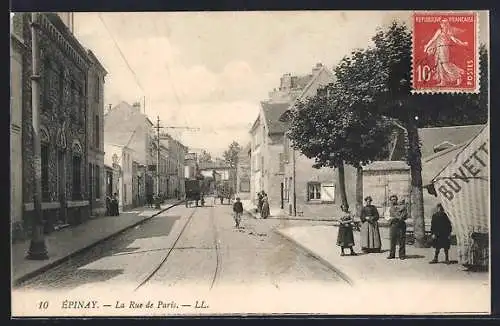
[279,65,335,122]
[261,101,290,135]
[87,49,108,75]
[418,124,485,159]
[363,161,410,172]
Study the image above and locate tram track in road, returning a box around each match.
[209,204,221,290]
[134,206,199,291]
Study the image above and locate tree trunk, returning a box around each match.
[337,161,349,211]
[355,165,363,218]
[406,119,426,247]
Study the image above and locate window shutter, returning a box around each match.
[321,183,335,202]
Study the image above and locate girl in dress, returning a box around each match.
[337,205,357,256]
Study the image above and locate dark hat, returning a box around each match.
[364,196,372,201]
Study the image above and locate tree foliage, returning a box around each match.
[198,150,212,163]
[223,141,242,169]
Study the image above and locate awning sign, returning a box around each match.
[432,125,489,266]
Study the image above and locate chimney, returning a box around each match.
[280,73,292,91]
[132,102,141,112]
[312,62,323,74]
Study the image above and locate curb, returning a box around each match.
[14,200,185,286]
[274,229,354,286]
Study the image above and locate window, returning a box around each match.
[41,144,50,201]
[94,115,99,148]
[94,76,100,102]
[308,182,321,201]
[320,183,335,202]
[94,165,101,199]
[279,152,285,173]
[72,155,82,199]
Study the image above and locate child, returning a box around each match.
[337,205,357,256]
[232,197,244,228]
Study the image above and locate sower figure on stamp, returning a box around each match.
[360,196,382,253]
[423,18,469,87]
[429,203,453,264]
[387,195,408,260]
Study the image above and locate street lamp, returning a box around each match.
[26,12,48,260]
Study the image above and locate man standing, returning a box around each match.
[387,195,407,260]
[233,197,244,228]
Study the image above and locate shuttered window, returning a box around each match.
[321,183,335,202]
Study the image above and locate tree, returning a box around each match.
[288,81,394,213]
[333,21,488,247]
[198,150,212,163]
[223,141,242,191]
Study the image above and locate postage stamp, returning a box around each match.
[412,11,479,94]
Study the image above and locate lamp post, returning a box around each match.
[26,12,48,260]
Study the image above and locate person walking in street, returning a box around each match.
[429,203,453,264]
[112,193,120,216]
[105,194,112,216]
[360,196,382,253]
[261,192,270,219]
[233,197,244,228]
[387,195,407,260]
[337,205,357,256]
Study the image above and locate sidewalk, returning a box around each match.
[276,224,489,287]
[12,199,182,285]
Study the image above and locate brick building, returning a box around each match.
[11,13,101,238]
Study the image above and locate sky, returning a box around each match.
[71,11,489,157]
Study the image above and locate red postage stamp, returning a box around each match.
[412,12,479,93]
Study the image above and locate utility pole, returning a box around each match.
[27,12,48,260]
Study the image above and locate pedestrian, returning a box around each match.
[360,196,382,253]
[337,204,357,256]
[260,192,270,219]
[233,197,244,228]
[112,193,120,216]
[105,194,112,216]
[429,203,453,264]
[257,192,264,213]
[387,195,408,260]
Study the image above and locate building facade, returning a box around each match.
[12,13,93,238]
[104,101,155,204]
[86,50,107,217]
[104,143,134,210]
[10,23,25,240]
[249,65,319,209]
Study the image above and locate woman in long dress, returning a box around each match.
[337,205,357,256]
[429,203,453,264]
[424,18,469,86]
[360,196,381,253]
[260,193,270,219]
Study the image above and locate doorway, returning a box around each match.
[58,150,67,224]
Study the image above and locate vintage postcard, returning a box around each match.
[10,10,490,317]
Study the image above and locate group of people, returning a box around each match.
[336,195,453,264]
[106,193,120,216]
[257,191,270,219]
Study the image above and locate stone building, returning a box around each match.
[86,50,107,217]
[160,133,187,198]
[249,65,318,211]
[10,20,25,240]
[104,101,156,200]
[12,13,95,237]
[104,143,135,210]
